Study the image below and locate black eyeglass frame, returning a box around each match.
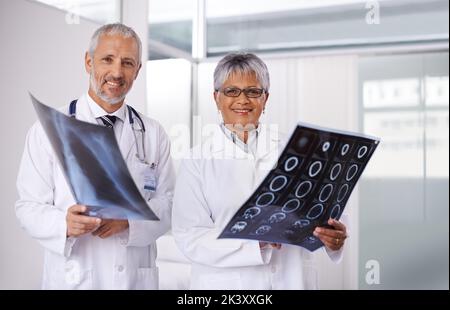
[215,87,268,98]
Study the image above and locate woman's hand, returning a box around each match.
[313,218,348,251]
[259,242,282,250]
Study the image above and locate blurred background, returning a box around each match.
[0,0,448,289]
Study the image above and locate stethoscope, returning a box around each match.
[69,99,147,162]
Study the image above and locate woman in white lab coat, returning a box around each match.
[172,53,348,290]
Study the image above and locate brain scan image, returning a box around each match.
[269,212,287,224]
[293,219,310,229]
[255,192,275,207]
[341,144,350,156]
[337,184,349,203]
[330,163,342,181]
[269,175,289,192]
[329,204,341,220]
[296,136,309,152]
[346,164,359,181]
[322,141,331,152]
[284,156,300,172]
[306,203,324,220]
[295,180,313,198]
[220,123,379,252]
[230,221,247,234]
[298,235,324,251]
[357,145,368,159]
[243,207,261,220]
[308,161,323,178]
[318,184,334,202]
[255,225,271,235]
[281,199,302,213]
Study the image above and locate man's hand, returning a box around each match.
[259,242,282,250]
[92,219,129,239]
[66,205,101,238]
[313,218,348,251]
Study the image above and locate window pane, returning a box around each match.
[206,0,368,18]
[146,59,192,164]
[426,76,449,107]
[206,0,448,56]
[425,110,449,178]
[363,111,424,178]
[363,79,420,108]
[359,52,449,289]
[424,53,449,230]
[34,0,119,24]
[148,0,193,60]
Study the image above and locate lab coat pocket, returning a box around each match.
[63,268,93,290]
[199,272,242,290]
[132,267,159,290]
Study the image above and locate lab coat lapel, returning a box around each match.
[210,125,248,159]
[255,124,283,160]
[210,124,282,161]
[74,94,98,124]
[118,106,136,160]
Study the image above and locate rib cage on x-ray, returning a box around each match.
[30,93,158,221]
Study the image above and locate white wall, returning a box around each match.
[122,0,149,114]
[0,0,100,289]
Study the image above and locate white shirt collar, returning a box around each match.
[86,92,126,123]
[220,123,260,155]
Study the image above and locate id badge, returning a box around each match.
[144,172,157,192]
[137,162,157,193]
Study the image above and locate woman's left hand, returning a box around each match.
[313,218,348,251]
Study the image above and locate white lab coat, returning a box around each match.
[172,124,343,290]
[15,93,175,289]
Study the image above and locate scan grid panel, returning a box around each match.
[219,123,379,252]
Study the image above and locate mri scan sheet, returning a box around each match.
[30,94,159,221]
[219,122,379,251]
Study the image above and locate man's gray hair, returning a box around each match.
[214,53,270,92]
[89,23,142,64]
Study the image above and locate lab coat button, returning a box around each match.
[117,265,124,272]
[271,266,277,273]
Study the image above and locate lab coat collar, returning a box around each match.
[85,92,126,123]
[210,123,282,160]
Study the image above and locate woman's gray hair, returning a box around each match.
[214,53,270,92]
[89,23,142,64]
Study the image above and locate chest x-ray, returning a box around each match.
[219,122,379,251]
[30,94,158,221]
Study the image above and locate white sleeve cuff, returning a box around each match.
[324,246,344,264]
[260,246,273,264]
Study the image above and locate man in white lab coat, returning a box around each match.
[15,23,175,289]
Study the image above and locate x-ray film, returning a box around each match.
[219,122,379,251]
[30,94,159,221]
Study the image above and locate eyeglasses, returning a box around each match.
[217,87,266,98]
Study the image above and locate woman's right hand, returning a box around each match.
[259,242,282,250]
